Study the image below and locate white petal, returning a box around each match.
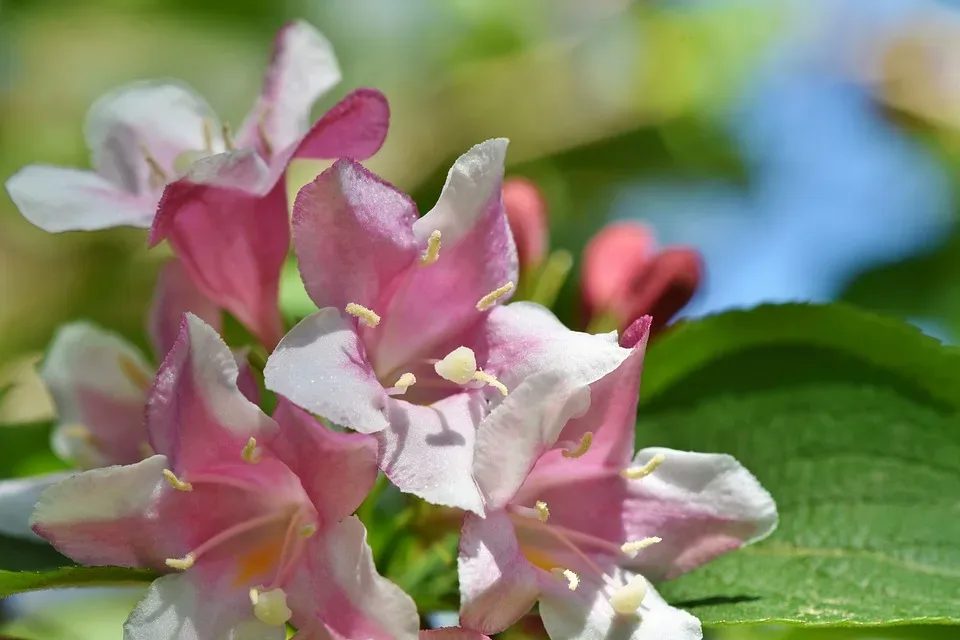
[0,472,73,540]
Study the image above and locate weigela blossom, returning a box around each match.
[30,314,418,639]
[265,139,633,514]
[457,318,778,639]
[5,20,390,347]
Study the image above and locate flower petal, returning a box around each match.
[458,510,540,634]
[539,570,702,640]
[290,88,391,162]
[271,398,379,523]
[148,258,222,360]
[42,322,152,468]
[236,20,341,157]
[291,159,419,312]
[124,572,284,640]
[376,393,485,513]
[287,516,420,640]
[5,165,153,232]
[265,308,389,434]
[151,163,286,349]
[147,314,277,473]
[421,630,491,640]
[0,472,73,540]
[30,455,180,570]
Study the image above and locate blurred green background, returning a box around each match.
[2,0,960,637]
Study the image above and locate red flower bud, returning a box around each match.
[503,177,549,270]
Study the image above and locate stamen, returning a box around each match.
[345,302,380,328]
[551,567,580,591]
[420,230,442,266]
[249,587,292,626]
[299,524,317,538]
[621,537,662,558]
[165,552,195,571]
[386,372,416,396]
[118,355,152,392]
[621,453,666,480]
[60,424,96,445]
[162,469,193,492]
[609,575,648,615]
[138,441,155,459]
[222,123,235,151]
[476,281,515,311]
[140,143,168,189]
[434,346,478,385]
[561,432,593,459]
[202,118,214,153]
[535,500,550,523]
[257,107,274,158]
[473,370,508,396]
[241,437,262,464]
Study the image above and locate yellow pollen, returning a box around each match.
[164,553,195,571]
[139,441,155,459]
[257,107,274,158]
[420,230,442,266]
[202,118,214,153]
[241,437,262,464]
[473,370,508,396]
[345,302,381,328]
[609,575,648,615]
[435,346,478,385]
[249,587,292,627]
[621,537,662,558]
[561,432,593,459]
[393,372,416,393]
[162,469,193,492]
[621,453,666,480]
[118,354,152,392]
[60,424,95,444]
[299,524,317,538]
[551,568,580,591]
[222,123,235,151]
[476,281,515,311]
[535,500,550,522]
[140,143,168,189]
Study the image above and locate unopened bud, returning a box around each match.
[503,178,549,271]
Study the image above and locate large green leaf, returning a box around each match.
[639,304,960,627]
[0,566,156,598]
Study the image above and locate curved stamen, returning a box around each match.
[268,509,315,590]
[559,432,593,459]
[165,510,287,571]
[621,453,665,480]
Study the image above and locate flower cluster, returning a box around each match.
[1,20,777,640]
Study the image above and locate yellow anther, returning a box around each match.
[393,373,416,394]
[162,469,193,492]
[420,230,442,266]
[551,568,580,591]
[435,346,478,385]
[345,302,381,328]
[222,123,235,151]
[60,424,95,444]
[257,107,274,158]
[164,553,195,571]
[241,437,262,464]
[139,441,156,459]
[535,500,550,522]
[202,118,214,153]
[140,143,169,189]
[299,524,317,538]
[473,370,508,396]
[249,587,292,626]
[621,537,662,558]
[609,575,648,615]
[621,453,666,480]
[118,354,152,392]
[476,281,515,311]
[561,432,593,459]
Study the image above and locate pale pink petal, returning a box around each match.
[84,80,221,195]
[290,89,390,162]
[151,165,287,349]
[502,176,548,270]
[147,314,277,474]
[179,148,272,192]
[5,165,154,232]
[458,510,540,634]
[236,20,341,157]
[373,140,516,375]
[233,348,261,405]
[124,572,284,640]
[0,472,73,540]
[265,308,389,434]
[421,630,491,640]
[148,259,221,359]
[376,393,485,514]
[291,159,419,312]
[41,322,152,468]
[539,569,702,640]
[287,516,420,640]
[271,399,379,523]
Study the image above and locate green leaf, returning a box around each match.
[639,304,960,627]
[0,566,156,598]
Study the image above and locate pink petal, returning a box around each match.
[236,20,341,157]
[265,308,389,434]
[5,165,154,232]
[147,314,278,474]
[0,472,73,540]
[376,393,485,514]
[151,159,287,349]
[291,159,419,313]
[148,259,222,360]
[271,399,379,524]
[290,88,391,163]
[287,516,420,640]
[421,630,491,640]
[458,510,540,635]
[233,348,261,405]
[502,177,548,270]
[581,221,657,320]
[42,322,152,468]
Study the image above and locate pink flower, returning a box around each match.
[265,139,633,514]
[502,177,549,272]
[457,318,778,638]
[31,314,417,639]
